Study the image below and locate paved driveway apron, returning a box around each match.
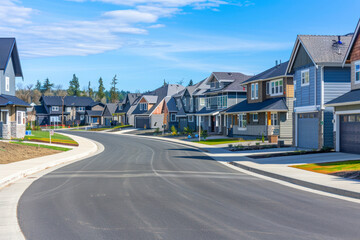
[18,132,360,240]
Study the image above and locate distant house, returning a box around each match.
[287,34,352,149]
[114,93,141,126]
[36,96,94,126]
[85,102,105,125]
[132,84,185,129]
[326,20,360,154]
[102,103,118,126]
[225,61,294,142]
[196,72,250,135]
[0,38,30,139]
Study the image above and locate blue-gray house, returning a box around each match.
[287,34,352,149]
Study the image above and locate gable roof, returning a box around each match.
[0,94,30,107]
[104,103,117,114]
[325,88,360,106]
[127,93,142,105]
[165,97,177,112]
[142,95,158,104]
[243,61,290,84]
[343,18,360,66]
[287,34,353,73]
[212,72,250,82]
[34,105,48,115]
[0,38,23,77]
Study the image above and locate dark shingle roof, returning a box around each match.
[0,94,30,107]
[85,110,103,116]
[41,96,94,107]
[165,97,177,112]
[34,105,48,115]
[104,103,117,114]
[212,72,250,82]
[0,38,22,77]
[326,89,360,106]
[226,98,288,113]
[243,61,290,84]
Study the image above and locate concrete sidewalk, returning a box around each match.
[118,133,360,200]
[0,133,99,189]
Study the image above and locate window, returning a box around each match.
[77,107,85,112]
[266,82,270,95]
[80,115,85,121]
[119,105,123,110]
[271,113,278,126]
[183,99,186,107]
[355,61,360,82]
[200,116,204,122]
[301,69,309,86]
[269,79,283,96]
[199,98,205,106]
[5,77,10,92]
[171,113,176,121]
[50,116,60,123]
[251,83,258,100]
[0,111,8,124]
[252,113,258,122]
[188,115,194,122]
[66,107,71,112]
[190,98,193,111]
[17,111,25,125]
[52,106,59,111]
[140,103,147,111]
[238,114,247,128]
[216,115,220,127]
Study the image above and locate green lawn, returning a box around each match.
[196,138,261,145]
[292,160,360,174]
[24,130,78,146]
[10,141,71,151]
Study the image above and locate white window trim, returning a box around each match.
[238,113,247,130]
[355,60,360,83]
[252,113,258,122]
[77,107,85,112]
[171,113,176,122]
[52,106,59,112]
[80,115,85,120]
[301,69,310,86]
[208,116,211,126]
[270,113,278,126]
[5,76,10,92]
[17,111,26,125]
[270,79,283,96]
[251,83,258,100]
[0,110,9,125]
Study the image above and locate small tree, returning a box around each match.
[97,77,106,102]
[188,79,194,86]
[171,125,177,135]
[201,129,208,140]
[109,75,119,103]
[41,78,53,93]
[35,80,42,91]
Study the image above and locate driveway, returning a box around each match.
[18,132,360,240]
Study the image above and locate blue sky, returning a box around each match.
[2,0,359,92]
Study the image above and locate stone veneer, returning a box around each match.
[0,122,11,139]
[8,121,26,139]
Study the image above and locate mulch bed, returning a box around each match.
[247,149,334,159]
[330,171,360,180]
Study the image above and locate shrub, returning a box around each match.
[171,125,177,135]
[183,126,193,136]
[261,133,265,143]
[200,129,208,140]
[154,127,160,135]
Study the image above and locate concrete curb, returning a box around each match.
[116,133,360,200]
[0,133,98,190]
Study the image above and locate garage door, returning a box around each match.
[340,114,360,154]
[136,117,150,129]
[298,113,319,149]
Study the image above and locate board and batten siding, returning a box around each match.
[0,57,16,96]
[294,64,321,107]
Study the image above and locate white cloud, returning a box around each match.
[0,0,33,26]
[148,24,166,29]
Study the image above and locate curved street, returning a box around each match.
[18,132,360,240]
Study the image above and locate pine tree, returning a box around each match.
[67,74,80,96]
[88,81,94,99]
[163,79,167,86]
[35,80,42,91]
[109,75,119,103]
[97,77,105,102]
[41,78,53,93]
[188,79,194,86]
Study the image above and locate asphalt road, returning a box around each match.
[18,132,360,240]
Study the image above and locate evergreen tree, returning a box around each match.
[67,74,80,96]
[35,80,42,91]
[88,81,94,99]
[188,79,194,86]
[109,75,119,103]
[97,77,105,102]
[163,79,167,86]
[41,78,53,93]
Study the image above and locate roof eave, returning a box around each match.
[325,100,360,107]
[342,19,360,67]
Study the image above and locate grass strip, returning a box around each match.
[292,160,360,174]
[10,141,71,151]
[196,138,261,145]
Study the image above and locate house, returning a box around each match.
[326,20,360,154]
[287,34,352,149]
[85,102,105,125]
[225,61,294,142]
[114,93,141,126]
[171,79,209,132]
[36,96,94,126]
[132,84,184,129]
[102,103,118,126]
[195,72,250,135]
[0,38,30,139]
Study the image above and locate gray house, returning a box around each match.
[102,103,118,126]
[0,38,30,139]
[287,34,352,149]
[196,72,250,135]
[114,93,142,126]
[225,61,294,142]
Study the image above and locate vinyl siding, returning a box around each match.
[323,111,334,148]
[0,57,16,96]
[279,98,294,140]
[323,67,351,104]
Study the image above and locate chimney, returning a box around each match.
[275,60,278,66]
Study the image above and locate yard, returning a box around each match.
[195,138,261,145]
[24,130,78,146]
[0,141,69,164]
[292,160,360,180]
